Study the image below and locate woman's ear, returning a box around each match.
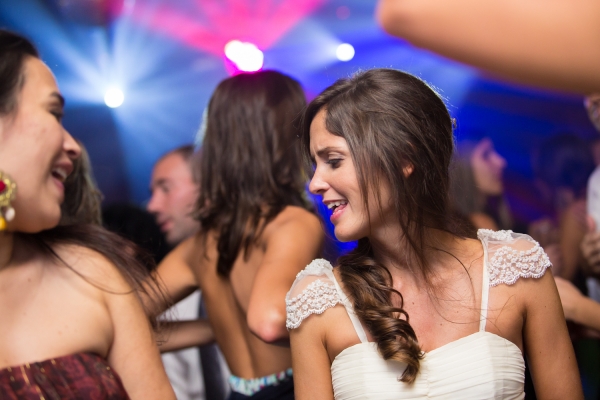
[402,163,414,177]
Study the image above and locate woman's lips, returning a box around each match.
[330,203,347,222]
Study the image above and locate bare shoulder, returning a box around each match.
[264,206,322,235]
[51,243,132,293]
[513,267,557,305]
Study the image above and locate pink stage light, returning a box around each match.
[224,40,264,72]
[129,0,326,56]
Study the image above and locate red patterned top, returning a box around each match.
[0,352,129,399]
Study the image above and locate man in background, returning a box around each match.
[148,145,229,400]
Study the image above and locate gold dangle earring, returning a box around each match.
[0,171,16,231]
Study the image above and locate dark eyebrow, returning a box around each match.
[50,92,65,107]
[315,146,344,159]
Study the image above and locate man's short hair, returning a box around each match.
[158,144,195,164]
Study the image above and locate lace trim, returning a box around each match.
[477,229,514,242]
[488,242,551,287]
[286,279,341,329]
[294,258,333,280]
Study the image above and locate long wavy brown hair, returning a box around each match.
[196,70,309,277]
[301,69,465,383]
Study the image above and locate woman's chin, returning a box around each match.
[333,229,361,243]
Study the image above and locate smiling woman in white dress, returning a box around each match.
[286,68,583,399]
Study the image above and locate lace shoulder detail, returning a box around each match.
[294,258,334,280]
[478,229,552,287]
[477,229,514,242]
[285,259,342,330]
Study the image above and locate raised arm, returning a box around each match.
[376,0,600,94]
[148,235,200,315]
[523,272,583,399]
[246,209,324,343]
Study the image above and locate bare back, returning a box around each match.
[189,206,323,378]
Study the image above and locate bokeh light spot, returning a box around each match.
[336,43,355,62]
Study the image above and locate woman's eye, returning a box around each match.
[326,159,342,168]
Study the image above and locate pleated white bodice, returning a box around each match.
[286,230,551,399]
[331,332,524,399]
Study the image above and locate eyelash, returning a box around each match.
[326,159,342,168]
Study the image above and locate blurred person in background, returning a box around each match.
[449,136,511,231]
[148,146,199,247]
[531,134,595,280]
[147,145,230,400]
[150,70,324,400]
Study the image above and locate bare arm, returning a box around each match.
[148,236,200,315]
[523,272,583,399]
[247,210,324,343]
[290,316,335,400]
[555,277,600,332]
[159,319,214,353]
[97,256,176,399]
[376,0,600,94]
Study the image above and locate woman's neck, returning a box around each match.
[0,231,15,270]
[476,191,488,211]
[369,227,461,283]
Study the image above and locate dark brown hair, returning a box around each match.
[0,29,165,328]
[0,30,38,116]
[60,139,103,226]
[301,69,463,382]
[196,70,308,277]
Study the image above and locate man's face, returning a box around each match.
[147,153,199,246]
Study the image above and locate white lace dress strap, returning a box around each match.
[477,229,552,287]
[479,233,491,332]
[285,259,368,343]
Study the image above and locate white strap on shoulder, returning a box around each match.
[329,272,369,343]
[479,238,490,332]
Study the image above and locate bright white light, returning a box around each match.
[224,40,264,72]
[336,43,355,62]
[104,87,124,108]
